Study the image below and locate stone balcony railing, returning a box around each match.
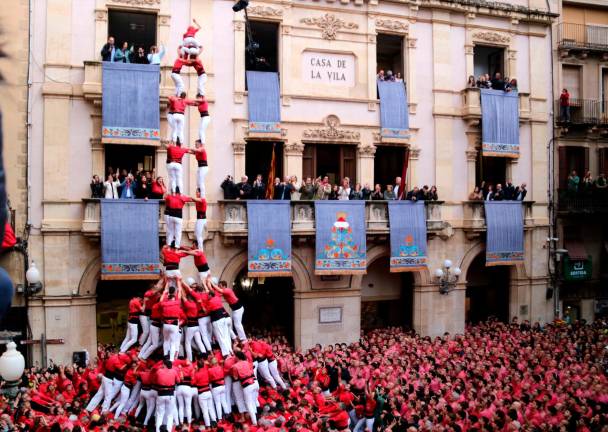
[462,200,535,235]
[82,198,167,236]
[461,88,531,124]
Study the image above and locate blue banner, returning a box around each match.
[480,89,519,158]
[484,201,524,266]
[388,201,427,272]
[315,201,366,275]
[246,71,281,133]
[247,201,291,277]
[102,62,160,144]
[378,81,410,139]
[101,199,160,279]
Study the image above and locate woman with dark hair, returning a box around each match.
[135,174,151,199]
[151,176,166,199]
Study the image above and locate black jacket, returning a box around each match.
[221,179,237,199]
[90,181,104,198]
[236,182,252,199]
[101,43,115,62]
[504,183,515,200]
[132,54,149,64]
[136,182,152,199]
[251,181,266,199]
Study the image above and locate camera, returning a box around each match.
[232,0,249,12]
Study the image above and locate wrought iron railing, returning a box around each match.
[554,99,608,126]
[557,189,608,213]
[557,23,608,51]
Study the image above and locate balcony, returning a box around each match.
[461,88,531,125]
[556,190,608,215]
[463,201,535,237]
[554,99,608,127]
[82,198,167,237]
[557,23,608,54]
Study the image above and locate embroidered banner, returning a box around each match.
[315,201,366,275]
[247,201,291,277]
[484,201,524,266]
[480,89,519,158]
[388,201,427,272]
[102,62,160,145]
[246,71,281,133]
[378,81,410,139]
[101,199,160,279]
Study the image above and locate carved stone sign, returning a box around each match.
[319,307,342,324]
[302,115,360,142]
[302,51,355,87]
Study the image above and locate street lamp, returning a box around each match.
[0,341,25,398]
[554,248,568,319]
[434,259,462,295]
[25,261,42,295]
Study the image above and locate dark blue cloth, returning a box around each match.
[480,89,519,157]
[0,268,12,323]
[484,201,524,266]
[100,199,160,279]
[315,201,366,274]
[102,62,160,143]
[378,81,409,138]
[246,71,281,133]
[247,201,291,276]
[388,201,427,272]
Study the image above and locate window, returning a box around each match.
[601,68,608,113]
[105,144,156,177]
[108,10,157,53]
[562,65,581,99]
[474,45,505,79]
[558,146,588,189]
[374,146,406,189]
[245,141,283,184]
[246,21,279,72]
[476,155,506,191]
[376,34,404,82]
[303,144,356,185]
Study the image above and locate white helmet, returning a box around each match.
[185,277,196,286]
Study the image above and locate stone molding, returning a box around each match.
[248,5,283,18]
[284,142,305,155]
[472,31,510,44]
[107,0,160,6]
[300,13,359,40]
[302,115,361,141]
[375,19,409,33]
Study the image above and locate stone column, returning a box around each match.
[91,139,105,179]
[233,20,246,103]
[367,16,378,102]
[156,145,168,180]
[93,5,107,58]
[357,145,376,186]
[233,142,246,178]
[465,148,478,195]
[409,146,421,189]
[285,142,305,182]
[406,37,418,113]
[412,284,466,337]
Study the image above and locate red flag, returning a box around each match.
[265,143,276,199]
[1,222,16,251]
[398,148,410,200]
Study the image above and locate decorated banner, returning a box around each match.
[315,201,366,275]
[247,201,291,277]
[388,201,428,272]
[246,71,281,133]
[378,81,410,139]
[484,201,524,266]
[480,88,519,158]
[101,199,160,279]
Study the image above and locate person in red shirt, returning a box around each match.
[164,191,193,248]
[180,19,202,58]
[188,93,211,150]
[167,92,194,147]
[159,285,185,362]
[193,358,216,427]
[208,356,230,420]
[134,361,157,427]
[192,188,208,249]
[211,280,246,342]
[140,279,169,360]
[154,359,181,432]
[140,279,164,348]
[232,350,258,426]
[222,354,237,411]
[249,339,276,389]
[171,57,187,96]
[560,88,570,123]
[191,138,208,202]
[181,289,207,361]
[204,278,233,357]
[119,296,142,353]
[100,353,132,413]
[174,358,196,426]
[353,384,376,432]
[112,361,138,418]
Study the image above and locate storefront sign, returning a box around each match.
[563,256,592,281]
[302,51,355,87]
[319,306,342,323]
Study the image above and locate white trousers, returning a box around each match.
[226,316,237,340]
[176,385,194,424]
[197,316,213,351]
[243,383,258,425]
[163,323,181,361]
[139,324,161,359]
[171,113,185,144]
[197,166,209,198]
[232,381,246,414]
[211,384,229,419]
[166,161,183,194]
[268,359,287,390]
[113,384,131,417]
[212,317,232,357]
[354,418,375,432]
[165,215,184,248]
[224,375,233,409]
[185,325,206,360]
[231,306,246,342]
[102,378,123,412]
[257,359,276,389]
[125,381,142,414]
[120,322,139,353]
[197,390,216,427]
[171,72,185,96]
[139,315,150,346]
[198,73,208,96]
[166,113,176,142]
[198,116,211,144]
[140,389,157,426]
[86,376,110,412]
[155,394,175,432]
[195,218,207,251]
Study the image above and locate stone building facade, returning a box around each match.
[0,0,557,364]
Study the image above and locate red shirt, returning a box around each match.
[162,246,187,266]
[232,360,255,386]
[172,58,184,73]
[139,368,153,386]
[144,289,160,314]
[154,367,180,387]
[183,25,199,38]
[560,91,570,106]
[193,249,208,268]
[168,96,190,114]
[161,298,184,320]
[196,98,208,113]
[208,365,224,384]
[128,297,142,316]
[165,194,191,210]
[166,145,190,163]
[222,288,239,306]
[223,356,237,375]
[152,182,165,196]
[330,410,350,429]
[151,302,163,321]
[124,369,138,386]
[193,366,210,390]
[183,299,198,319]
[195,147,207,163]
[205,293,223,312]
[195,199,207,216]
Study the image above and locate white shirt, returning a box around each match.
[104,180,120,199]
[338,187,351,200]
[147,46,165,65]
[394,185,400,199]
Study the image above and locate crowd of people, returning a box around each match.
[565,170,608,201]
[221,176,439,202]
[1,317,607,432]
[468,181,527,201]
[376,70,404,83]
[100,37,165,65]
[90,170,167,200]
[466,72,517,93]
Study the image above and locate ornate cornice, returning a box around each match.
[358,145,376,157]
[409,147,421,160]
[472,31,510,44]
[284,142,305,155]
[232,142,246,154]
[300,14,359,40]
[248,5,283,18]
[375,19,409,33]
[465,149,478,162]
[302,115,360,141]
[107,0,160,6]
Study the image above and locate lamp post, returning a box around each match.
[434,259,462,295]
[0,341,25,398]
[25,261,42,295]
[554,248,568,319]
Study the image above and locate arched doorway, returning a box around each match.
[465,253,510,323]
[360,257,414,330]
[233,268,295,344]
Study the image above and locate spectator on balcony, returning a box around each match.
[582,171,594,196]
[567,170,580,194]
[376,70,385,81]
[371,184,383,200]
[515,183,527,201]
[467,75,476,88]
[148,45,166,65]
[132,47,149,65]
[119,173,137,199]
[337,177,352,200]
[504,181,515,200]
[314,177,332,200]
[406,186,420,201]
[100,36,116,62]
[274,176,294,200]
[595,173,607,192]
[114,42,133,63]
[251,174,265,200]
[104,174,120,199]
[477,74,491,89]
[90,175,104,198]
[485,184,494,201]
[362,183,372,200]
[151,176,167,199]
[469,186,483,201]
[299,177,316,200]
[490,72,505,91]
[385,70,395,82]
[289,175,301,200]
[560,88,571,123]
[272,177,282,200]
[428,185,439,201]
[136,174,151,200]
[384,185,396,200]
[329,184,339,200]
[505,78,518,93]
[350,183,364,200]
[493,183,505,201]
[236,176,252,200]
[393,176,402,200]
[221,175,237,199]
